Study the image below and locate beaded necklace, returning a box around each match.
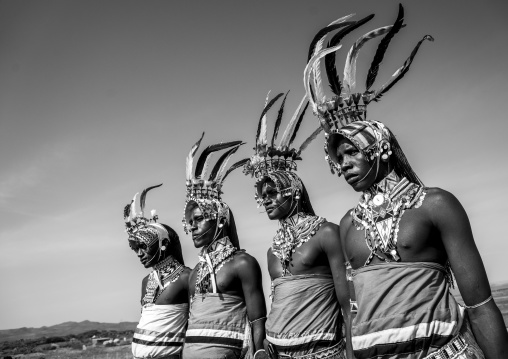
[194,236,237,297]
[142,255,184,306]
[351,171,426,265]
[272,212,326,276]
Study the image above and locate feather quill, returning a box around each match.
[271,91,289,147]
[279,95,307,149]
[343,26,393,95]
[209,144,243,181]
[221,158,250,183]
[304,45,343,111]
[258,91,271,146]
[288,101,309,147]
[195,141,243,179]
[365,4,404,90]
[297,127,323,155]
[140,183,163,216]
[307,14,355,61]
[256,93,284,146]
[372,35,434,102]
[186,132,205,181]
[325,15,375,95]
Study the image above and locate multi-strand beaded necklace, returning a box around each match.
[142,255,184,306]
[351,171,426,265]
[272,212,326,276]
[194,236,237,298]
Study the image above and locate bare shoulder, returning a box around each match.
[420,187,465,216]
[178,267,192,284]
[339,209,354,231]
[232,250,261,271]
[142,274,150,286]
[315,220,340,243]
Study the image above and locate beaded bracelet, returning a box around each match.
[464,295,493,309]
[250,316,267,325]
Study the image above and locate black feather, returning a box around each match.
[324,15,375,95]
[140,184,163,211]
[366,4,404,90]
[195,141,243,179]
[123,200,132,219]
[271,91,289,147]
[208,144,243,181]
[256,93,284,144]
[372,35,434,102]
[307,23,353,62]
[288,101,310,147]
[221,158,250,182]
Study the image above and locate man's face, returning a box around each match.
[188,206,216,248]
[260,180,294,220]
[328,135,377,192]
[129,239,159,269]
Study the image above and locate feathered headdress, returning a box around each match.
[305,4,433,133]
[304,5,430,185]
[124,184,169,246]
[183,133,247,233]
[243,92,320,202]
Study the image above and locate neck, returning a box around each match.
[280,211,310,227]
[153,255,177,270]
[367,170,401,195]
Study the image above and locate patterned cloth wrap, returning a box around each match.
[266,274,344,358]
[351,262,485,359]
[183,293,250,359]
[132,303,189,359]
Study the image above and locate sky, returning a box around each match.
[1,0,508,330]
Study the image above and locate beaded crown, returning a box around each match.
[243,91,322,182]
[183,133,247,233]
[304,5,433,135]
[124,184,167,247]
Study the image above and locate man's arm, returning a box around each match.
[235,252,268,357]
[320,222,353,359]
[429,188,508,358]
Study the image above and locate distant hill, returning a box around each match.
[0,320,137,342]
[452,281,508,327]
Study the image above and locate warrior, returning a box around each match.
[124,184,190,359]
[242,92,351,359]
[304,5,508,359]
[181,134,268,359]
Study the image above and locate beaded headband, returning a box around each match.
[124,184,169,247]
[183,133,247,233]
[243,92,322,202]
[303,5,432,179]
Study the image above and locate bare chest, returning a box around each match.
[189,259,242,297]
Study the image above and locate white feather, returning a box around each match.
[343,26,392,95]
[186,133,204,181]
[130,192,139,220]
[258,90,271,146]
[279,95,307,149]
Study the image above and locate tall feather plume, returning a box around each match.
[186,132,205,181]
[325,15,375,95]
[288,101,309,147]
[343,26,392,95]
[258,91,271,147]
[365,4,404,90]
[372,35,434,102]
[130,192,139,219]
[209,144,243,181]
[304,45,343,111]
[221,158,249,183]
[297,127,323,155]
[307,14,355,61]
[256,93,284,146]
[271,91,289,147]
[140,183,163,216]
[195,141,243,179]
[279,95,306,149]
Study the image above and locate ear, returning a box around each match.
[160,238,170,251]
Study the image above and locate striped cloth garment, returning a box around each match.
[132,303,188,359]
[351,262,468,359]
[266,274,343,357]
[182,293,249,359]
